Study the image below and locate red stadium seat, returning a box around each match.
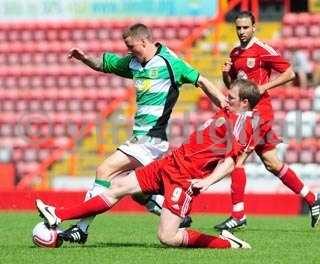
[297,13,312,25]
[300,139,317,163]
[282,25,293,38]
[284,139,300,164]
[283,88,299,111]
[309,24,320,37]
[0,18,197,182]
[283,13,298,25]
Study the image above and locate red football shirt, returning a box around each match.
[229,37,290,121]
[170,109,254,179]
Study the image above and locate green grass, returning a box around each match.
[0,212,318,264]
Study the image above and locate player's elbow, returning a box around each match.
[287,67,296,81]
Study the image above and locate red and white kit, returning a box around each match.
[229,37,290,153]
[136,109,254,217]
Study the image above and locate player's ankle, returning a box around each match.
[231,214,246,221]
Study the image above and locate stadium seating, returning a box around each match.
[0,18,203,182]
[278,13,320,70]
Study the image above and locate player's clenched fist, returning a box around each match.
[222,58,232,73]
[68,48,87,61]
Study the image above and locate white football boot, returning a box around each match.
[36,199,61,227]
[220,230,251,249]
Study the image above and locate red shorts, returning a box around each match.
[135,155,194,218]
[246,118,281,155]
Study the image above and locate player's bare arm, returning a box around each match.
[68,48,104,72]
[258,66,295,94]
[222,58,233,89]
[234,151,252,167]
[189,157,235,192]
[197,75,229,108]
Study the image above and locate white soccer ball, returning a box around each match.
[32,222,63,248]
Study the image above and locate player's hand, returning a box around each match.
[68,48,87,61]
[219,94,229,108]
[188,178,212,193]
[258,84,267,94]
[222,58,232,73]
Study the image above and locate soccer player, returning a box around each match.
[214,11,320,231]
[64,23,228,243]
[36,79,260,249]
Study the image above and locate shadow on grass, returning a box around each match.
[26,242,197,250]
[86,242,163,249]
[238,228,311,234]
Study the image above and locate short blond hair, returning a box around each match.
[122,23,152,41]
[230,79,260,109]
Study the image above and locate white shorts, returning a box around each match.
[118,136,169,165]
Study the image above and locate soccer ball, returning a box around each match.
[32,222,63,248]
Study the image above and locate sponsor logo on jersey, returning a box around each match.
[247,58,255,68]
[136,79,152,91]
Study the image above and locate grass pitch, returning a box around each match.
[0,212,318,264]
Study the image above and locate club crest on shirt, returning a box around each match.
[149,68,158,78]
[215,117,226,127]
[247,58,255,68]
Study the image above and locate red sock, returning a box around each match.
[181,229,230,249]
[231,167,246,220]
[277,165,316,206]
[55,195,112,221]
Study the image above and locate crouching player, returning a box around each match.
[36,79,260,249]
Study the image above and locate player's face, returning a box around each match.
[228,85,241,112]
[228,85,249,112]
[235,17,255,46]
[124,36,146,62]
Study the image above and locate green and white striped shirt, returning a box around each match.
[102,43,199,140]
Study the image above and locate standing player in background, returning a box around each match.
[64,23,228,243]
[36,79,261,249]
[214,11,320,231]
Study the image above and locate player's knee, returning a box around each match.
[264,158,282,174]
[96,164,112,180]
[157,230,178,247]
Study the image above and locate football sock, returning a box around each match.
[56,195,112,221]
[84,179,110,201]
[181,229,230,249]
[276,164,316,206]
[78,179,109,233]
[231,167,246,220]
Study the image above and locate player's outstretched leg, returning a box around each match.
[62,178,110,243]
[63,152,140,244]
[58,171,141,244]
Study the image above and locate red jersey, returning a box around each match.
[229,37,290,121]
[169,109,255,179]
